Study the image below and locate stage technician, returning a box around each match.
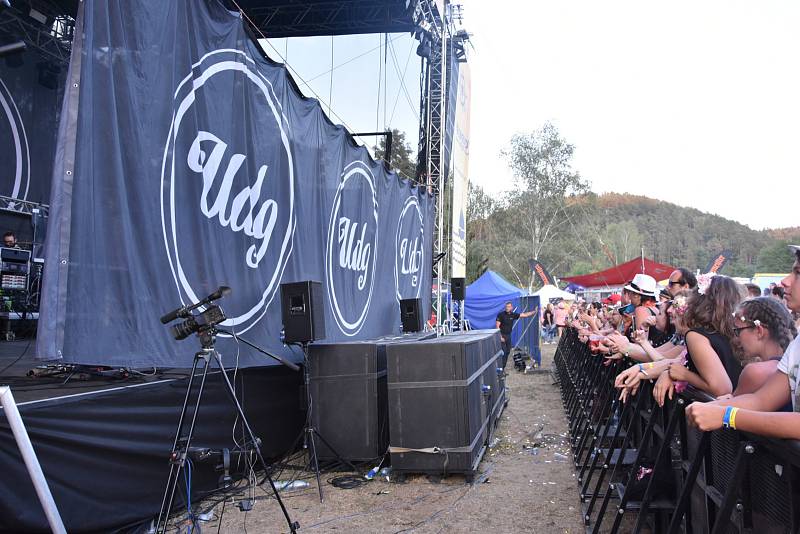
[496,302,537,369]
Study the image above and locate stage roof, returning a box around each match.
[561,258,676,289]
[227,0,418,38]
[42,0,418,39]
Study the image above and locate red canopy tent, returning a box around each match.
[562,258,677,289]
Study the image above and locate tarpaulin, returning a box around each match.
[463,271,539,360]
[37,0,434,368]
[561,257,676,289]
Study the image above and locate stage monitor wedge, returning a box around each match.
[399,298,423,333]
[280,281,325,344]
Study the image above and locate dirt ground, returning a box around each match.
[201,344,585,533]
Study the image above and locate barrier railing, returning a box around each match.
[553,328,800,533]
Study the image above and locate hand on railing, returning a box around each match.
[614,364,645,401]
[685,402,726,432]
[667,360,691,382]
[653,372,675,407]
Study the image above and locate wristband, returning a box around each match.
[722,406,733,429]
[729,407,739,430]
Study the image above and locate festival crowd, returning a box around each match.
[558,244,800,440]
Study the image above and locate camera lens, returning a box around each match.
[171,317,198,340]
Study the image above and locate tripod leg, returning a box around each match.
[212,351,299,533]
[307,425,324,502]
[312,428,360,474]
[156,353,211,533]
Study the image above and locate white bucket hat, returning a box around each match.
[624,274,659,298]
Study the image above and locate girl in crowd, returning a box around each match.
[542,303,556,344]
[729,297,797,396]
[686,247,800,438]
[615,275,744,404]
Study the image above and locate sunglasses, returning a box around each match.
[667,280,684,287]
[733,325,756,337]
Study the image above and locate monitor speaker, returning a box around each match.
[280,281,326,344]
[451,277,466,301]
[399,298,423,333]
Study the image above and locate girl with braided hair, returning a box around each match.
[686,245,800,439]
[730,297,798,396]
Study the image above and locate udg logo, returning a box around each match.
[394,196,425,302]
[326,161,379,336]
[160,50,295,334]
[0,79,29,200]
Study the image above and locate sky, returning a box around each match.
[261,1,800,230]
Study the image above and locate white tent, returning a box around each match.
[533,284,576,302]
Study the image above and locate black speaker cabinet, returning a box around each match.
[308,332,435,462]
[386,330,506,477]
[280,281,325,343]
[451,277,466,301]
[399,298,423,333]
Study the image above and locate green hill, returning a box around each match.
[467,191,797,284]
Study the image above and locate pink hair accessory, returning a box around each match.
[696,273,716,295]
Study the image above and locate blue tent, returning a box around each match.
[465,271,541,365]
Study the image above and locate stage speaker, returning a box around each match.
[280,281,325,343]
[399,298,423,333]
[387,330,505,476]
[451,277,466,301]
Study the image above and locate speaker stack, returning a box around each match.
[386,330,505,477]
[307,333,433,462]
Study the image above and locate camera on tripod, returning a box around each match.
[160,286,231,344]
[170,305,225,340]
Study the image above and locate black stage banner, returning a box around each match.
[0,50,63,244]
[37,0,434,367]
[0,53,62,205]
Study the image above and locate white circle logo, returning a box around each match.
[0,79,30,200]
[325,161,379,336]
[160,50,295,334]
[394,195,425,303]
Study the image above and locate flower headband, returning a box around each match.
[732,312,762,328]
[696,272,716,295]
[672,295,689,315]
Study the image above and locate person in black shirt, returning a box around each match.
[496,302,537,369]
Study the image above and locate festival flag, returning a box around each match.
[528,258,556,286]
[704,250,733,274]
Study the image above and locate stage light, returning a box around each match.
[416,39,431,59]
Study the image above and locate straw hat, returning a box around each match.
[623,274,659,298]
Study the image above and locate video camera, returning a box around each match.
[160,286,231,342]
[170,305,226,340]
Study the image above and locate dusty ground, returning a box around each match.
[200,344,585,533]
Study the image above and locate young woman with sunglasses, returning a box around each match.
[686,246,800,439]
[615,276,744,404]
[729,297,797,396]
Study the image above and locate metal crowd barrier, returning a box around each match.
[553,328,800,533]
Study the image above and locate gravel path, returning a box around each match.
[203,344,585,533]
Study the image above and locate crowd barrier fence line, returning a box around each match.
[553,328,800,534]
